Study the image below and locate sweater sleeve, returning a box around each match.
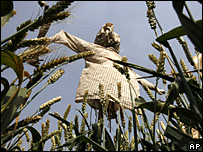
[130,69,165,95]
[49,30,93,53]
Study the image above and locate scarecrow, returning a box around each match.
[49,23,165,120]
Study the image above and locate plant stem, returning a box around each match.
[18,83,49,113]
[179,94,189,108]
[152,9,164,35]
[1,65,9,73]
[140,108,153,142]
[128,80,138,151]
[116,106,120,151]
[102,110,105,148]
[152,8,178,76]
[1,85,21,114]
[1,19,39,45]
[196,52,202,89]
[184,2,195,22]
[166,42,202,124]
[27,61,68,92]
[153,77,159,151]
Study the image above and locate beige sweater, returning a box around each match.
[49,30,164,110]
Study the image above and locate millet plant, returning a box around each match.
[1,1,202,151]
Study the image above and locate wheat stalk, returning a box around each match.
[82,90,88,113]
[149,53,158,66]
[6,116,42,132]
[177,36,195,67]
[39,96,62,111]
[2,20,32,51]
[63,104,71,120]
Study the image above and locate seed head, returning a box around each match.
[157,51,166,73]
[128,116,133,134]
[99,83,105,105]
[63,104,71,120]
[160,121,166,131]
[146,9,156,30]
[103,96,109,115]
[82,90,88,113]
[146,1,156,9]
[148,53,158,66]
[50,136,56,151]
[74,115,79,130]
[117,82,121,99]
[39,96,62,111]
[68,121,74,140]
[120,107,125,129]
[180,59,193,78]
[47,69,65,84]
[143,85,154,101]
[177,37,195,67]
[151,41,163,52]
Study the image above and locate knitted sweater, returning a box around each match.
[49,30,164,111]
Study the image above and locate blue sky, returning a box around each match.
[1,1,202,150]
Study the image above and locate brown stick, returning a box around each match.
[136,69,202,79]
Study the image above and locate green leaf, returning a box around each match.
[1,1,13,17]
[91,123,102,145]
[75,140,87,151]
[49,113,80,136]
[1,11,15,28]
[1,1,15,27]
[105,128,116,151]
[26,126,43,151]
[134,96,147,105]
[139,108,154,143]
[1,77,10,101]
[140,139,154,151]
[107,58,175,82]
[1,128,24,145]
[1,50,24,85]
[156,20,202,43]
[172,108,201,129]
[58,132,86,150]
[164,125,202,151]
[1,85,27,134]
[160,78,183,113]
[1,126,42,151]
[172,1,202,53]
[77,109,91,131]
[140,139,161,151]
[59,134,108,151]
[187,78,202,114]
[74,130,90,151]
[137,101,175,115]
[159,144,173,151]
[116,126,121,151]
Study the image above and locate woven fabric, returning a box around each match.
[94,22,120,53]
[49,25,164,111]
